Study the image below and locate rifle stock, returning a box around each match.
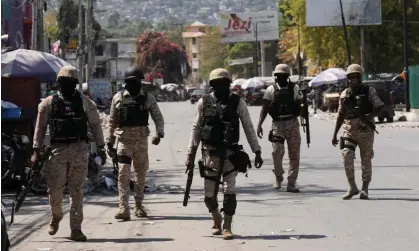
[300,89,311,147]
[15,147,52,213]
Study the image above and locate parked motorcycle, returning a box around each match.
[1,170,15,251]
[1,131,48,195]
[1,132,31,190]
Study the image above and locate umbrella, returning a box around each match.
[309,68,346,87]
[231,78,247,87]
[160,83,179,92]
[1,49,74,82]
[241,78,264,89]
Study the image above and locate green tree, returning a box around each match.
[199,26,229,81]
[279,0,419,74]
[57,0,102,56]
[225,42,257,78]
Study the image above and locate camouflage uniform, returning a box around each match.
[33,66,104,240]
[263,64,302,192]
[188,68,261,240]
[338,64,384,200]
[107,89,164,219]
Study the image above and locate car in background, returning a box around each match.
[185,87,197,100]
[363,80,395,123]
[190,89,206,104]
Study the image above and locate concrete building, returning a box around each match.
[182,21,210,84]
[94,37,137,89]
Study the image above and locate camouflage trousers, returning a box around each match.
[45,142,88,230]
[271,118,301,185]
[116,137,149,211]
[202,150,238,198]
[341,130,374,182]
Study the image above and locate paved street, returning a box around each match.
[5,102,419,251]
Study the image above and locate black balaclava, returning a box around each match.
[57,77,78,99]
[211,79,231,102]
[125,79,142,97]
[275,74,290,87]
[347,73,362,90]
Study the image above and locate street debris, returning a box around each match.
[142,221,155,225]
[237,241,246,244]
[100,222,112,225]
[136,233,143,236]
[282,228,295,232]
[289,236,300,240]
[35,249,52,251]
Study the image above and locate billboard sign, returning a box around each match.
[219,11,279,43]
[306,0,382,27]
[228,57,254,66]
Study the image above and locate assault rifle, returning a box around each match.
[183,150,196,207]
[15,147,52,213]
[300,89,311,147]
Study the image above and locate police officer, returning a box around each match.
[186,68,263,240]
[107,65,165,220]
[31,66,106,241]
[332,64,384,200]
[257,64,303,192]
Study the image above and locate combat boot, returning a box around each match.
[286,184,300,193]
[342,180,360,200]
[359,182,369,200]
[70,229,87,242]
[222,215,234,240]
[210,209,223,235]
[134,204,148,218]
[47,216,62,235]
[115,208,131,221]
[273,172,284,190]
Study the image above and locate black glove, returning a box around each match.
[107,142,117,159]
[254,151,263,169]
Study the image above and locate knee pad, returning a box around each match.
[118,155,132,164]
[221,194,237,216]
[204,196,218,212]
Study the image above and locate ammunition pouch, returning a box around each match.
[340,137,357,151]
[198,160,205,178]
[201,125,223,147]
[268,130,285,143]
[228,145,251,174]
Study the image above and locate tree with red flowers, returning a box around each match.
[135,31,191,84]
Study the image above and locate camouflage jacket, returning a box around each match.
[187,93,261,155]
[106,90,164,145]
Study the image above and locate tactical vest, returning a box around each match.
[268,82,301,120]
[49,92,88,141]
[200,94,241,148]
[118,92,149,127]
[343,85,374,119]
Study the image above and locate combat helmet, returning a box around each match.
[209,68,232,84]
[124,66,144,80]
[273,64,291,75]
[57,66,78,80]
[346,64,364,76]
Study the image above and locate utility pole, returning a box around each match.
[403,0,410,112]
[77,0,84,90]
[253,22,259,77]
[85,0,93,86]
[31,0,38,50]
[360,26,366,77]
[36,0,44,51]
[297,12,303,80]
[339,0,351,65]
